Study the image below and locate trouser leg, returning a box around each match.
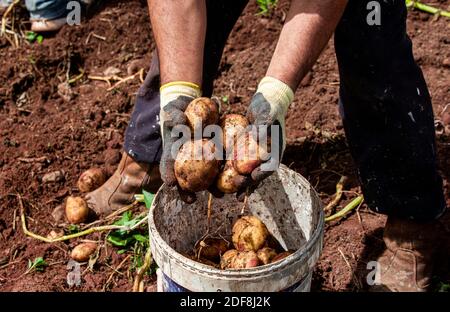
[124,0,249,164]
[334,0,445,221]
[25,0,69,20]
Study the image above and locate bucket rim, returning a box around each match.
[148,166,324,279]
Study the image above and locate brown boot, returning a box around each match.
[372,216,441,292]
[85,152,162,215]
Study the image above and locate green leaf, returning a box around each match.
[67,224,80,234]
[25,31,37,42]
[117,249,127,254]
[36,35,44,44]
[133,234,148,243]
[143,190,154,209]
[107,232,133,247]
[27,257,47,273]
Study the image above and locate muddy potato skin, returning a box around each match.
[257,247,277,265]
[77,168,106,193]
[216,161,246,194]
[232,216,269,252]
[231,251,260,269]
[264,234,285,253]
[174,139,220,192]
[71,242,97,262]
[196,238,230,262]
[233,134,269,175]
[271,251,293,263]
[185,97,220,132]
[65,196,89,224]
[220,249,239,269]
[220,114,249,152]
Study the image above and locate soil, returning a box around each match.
[0,0,449,292]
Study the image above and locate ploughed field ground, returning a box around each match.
[0,0,449,291]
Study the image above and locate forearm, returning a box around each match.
[266,0,348,90]
[147,0,206,86]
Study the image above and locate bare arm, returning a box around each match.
[147,0,206,86]
[267,0,348,90]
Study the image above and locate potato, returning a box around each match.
[271,251,293,263]
[256,247,277,265]
[196,257,220,268]
[220,114,249,152]
[70,242,97,262]
[185,97,220,132]
[264,234,285,253]
[216,161,246,194]
[220,249,239,269]
[77,168,106,193]
[65,196,89,224]
[230,251,260,269]
[232,216,269,252]
[195,237,230,262]
[175,139,220,192]
[233,133,270,175]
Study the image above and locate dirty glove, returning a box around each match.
[159,81,201,203]
[243,76,294,192]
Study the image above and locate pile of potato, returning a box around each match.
[174,97,270,194]
[191,216,293,270]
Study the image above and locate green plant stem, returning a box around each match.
[132,248,153,292]
[18,194,145,243]
[325,195,364,222]
[406,0,450,18]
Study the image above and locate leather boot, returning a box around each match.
[85,152,162,215]
[31,17,67,32]
[372,216,441,292]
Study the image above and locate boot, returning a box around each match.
[31,17,67,32]
[372,216,441,292]
[85,152,162,215]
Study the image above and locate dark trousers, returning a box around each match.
[124,0,446,221]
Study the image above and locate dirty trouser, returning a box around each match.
[1,0,69,20]
[124,0,446,221]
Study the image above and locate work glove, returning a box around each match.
[159,81,202,203]
[239,76,294,198]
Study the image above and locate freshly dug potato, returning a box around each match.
[184,253,220,268]
[174,139,221,192]
[77,168,106,193]
[71,242,97,262]
[220,114,249,152]
[271,251,293,263]
[233,133,270,175]
[185,97,220,132]
[196,257,220,268]
[216,161,246,194]
[230,251,260,269]
[256,247,277,265]
[264,234,285,253]
[65,196,89,224]
[195,237,230,262]
[220,249,239,269]
[232,216,269,252]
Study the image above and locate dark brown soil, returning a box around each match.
[0,0,449,292]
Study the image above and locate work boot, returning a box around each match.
[31,17,67,32]
[85,152,162,216]
[371,216,441,292]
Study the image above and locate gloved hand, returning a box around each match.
[240,76,294,197]
[159,81,202,203]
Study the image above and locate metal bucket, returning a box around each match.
[148,164,324,292]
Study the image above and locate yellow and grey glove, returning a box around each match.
[245,76,294,184]
[159,81,201,202]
